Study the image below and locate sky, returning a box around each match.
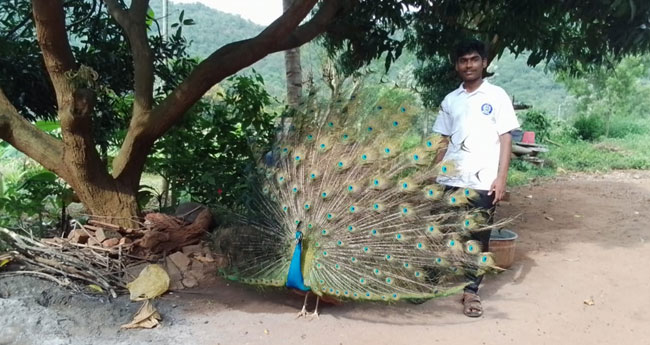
[169,0,283,25]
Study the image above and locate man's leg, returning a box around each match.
[462,190,495,316]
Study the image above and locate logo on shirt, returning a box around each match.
[480,103,493,115]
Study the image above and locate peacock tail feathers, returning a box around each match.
[219,88,508,302]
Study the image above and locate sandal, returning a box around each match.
[462,292,483,317]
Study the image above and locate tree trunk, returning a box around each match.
[283,0,303,108]
[70,177,141,228]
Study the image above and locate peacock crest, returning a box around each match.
[219,87,507,304]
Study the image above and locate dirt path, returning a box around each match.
[2,171,650,345]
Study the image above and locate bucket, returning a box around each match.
[489,229,518,269]
[521,131,536,144]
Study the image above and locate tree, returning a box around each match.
[0,0,350,226]
[1,0,649,226]
[283,0,304,108]
[321,0,650,106]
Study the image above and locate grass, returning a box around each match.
[507,118,650,186]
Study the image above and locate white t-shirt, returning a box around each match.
[432,80,520,191]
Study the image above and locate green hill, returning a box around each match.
[153,1,570,113]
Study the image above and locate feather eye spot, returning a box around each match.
[336,240,343,246]
[370,229,378,236]
[385,277,393,284]
[292,187,298,193]
[413,154,420,161]
[361,154,368,160]
[306,134,314,141]
[347,225,355,232]
[350,257,357,263]
[414,271,421,277]
[337,161,344,167]
[359,278,366,284]
[363,246,370,253]
[392,121,399,127]
[426,141,433,147]
[322,251,328,256]
[367,126,373,132]
[321,229,328,236]
[416,242,424,249]
[328,121,334,127]
[395,233,403,240]
[373,268,381,275]
[400,106,406,113]
[349,206,357,213]
[321,192,328,198]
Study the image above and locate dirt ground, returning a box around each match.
[1,171,650,345]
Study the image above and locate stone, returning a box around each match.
[102,238,120,248]
[182,275,198,288]
[165,256,185,291]
[119,237,133,245]
[213,254,229,269]
[168,251,191,272]
[67,229,89,244]
[181,244,202,256]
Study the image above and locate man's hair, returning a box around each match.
[454,39,487,62]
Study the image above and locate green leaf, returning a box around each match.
[146,7,155,28]
[35,121,60,132]
[183,19,195,26]
[26,171,57,183]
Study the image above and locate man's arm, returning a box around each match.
[488,132,512,205]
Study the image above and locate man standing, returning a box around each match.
[432,39,520,317]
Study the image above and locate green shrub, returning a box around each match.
[573,115,605,141]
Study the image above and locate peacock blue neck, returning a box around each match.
[286,231,310,291]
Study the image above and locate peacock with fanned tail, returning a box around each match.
[219,89,507,317]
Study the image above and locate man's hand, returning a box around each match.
[488,177,507,205]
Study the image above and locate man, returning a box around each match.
[432,39,520,317]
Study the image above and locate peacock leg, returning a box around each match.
[309,296,320,319]
[296,292,310,318]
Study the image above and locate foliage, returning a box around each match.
[146,72,276,208]
[0,123,72,234]
[520,110,554,142]
[323,1,650,106]
[0,0,197,158]
[558,55,650,140]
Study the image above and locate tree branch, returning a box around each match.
[111,0,347,182]
[31,0,76,107]
[104,0,154,120]
[0,88,64,176]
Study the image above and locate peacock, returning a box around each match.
[218,87,506,317]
